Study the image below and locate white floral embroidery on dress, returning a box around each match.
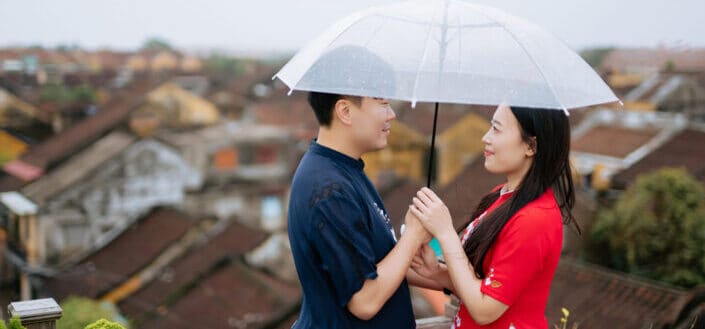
[484,267,496,286]
[461,211,487,243]
[509,323,516,329]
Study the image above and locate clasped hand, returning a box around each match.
[409,187,454,239]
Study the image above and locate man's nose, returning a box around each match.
[387,107,396,120]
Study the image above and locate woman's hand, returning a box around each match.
[411,244,442,279]
[410,187,455,239]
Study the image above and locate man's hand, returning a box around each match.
[404,207,432,245]
[411,244,442,279]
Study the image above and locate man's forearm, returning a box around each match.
[347,231,425,320]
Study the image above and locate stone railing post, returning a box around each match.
[7,298,62,329]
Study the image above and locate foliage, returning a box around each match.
[0,316,25,329]
[57,297,129,329]
[0,150,12,166]
[141,37,173,51]
[84,319,126,329]
[205,54,245,76]
[589,168,705,287]
[553,308,578,329]
[39,84,96,104]
[7,317,25,329]
[579,47,615,68]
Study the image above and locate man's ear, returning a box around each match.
[334,99,353,125]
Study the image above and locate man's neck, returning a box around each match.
[317,128,362,159]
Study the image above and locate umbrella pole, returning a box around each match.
[426,102,440,188]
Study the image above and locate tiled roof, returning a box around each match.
[21,131,136,205]
[612,128,705,188]
[118,220,269,325]
[0,77,163,191]
[46,208,194,300]
[393,103,494,137]
[571,126,659,158]
[547,258,698,329]
[438,158,504,229]
[248,93,319,140]
[17,78,157,169]
[601,48,705,73]
[380,178,425,232]
[137,260,301,329]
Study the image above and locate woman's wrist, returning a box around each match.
[436,230,459,247]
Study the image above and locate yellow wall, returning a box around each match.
[181,56,203,72]
[363,121,427,185]
[150,51,179,72]
[363,112,490,188]
[135,83,221,129]
[0,131,28,164]
[436,112,490,186]
[622,101,656,112]
[126,55,147,72]
[608,73,645,89]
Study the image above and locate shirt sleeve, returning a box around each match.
[479,210,550,306]
[310,190,378,307]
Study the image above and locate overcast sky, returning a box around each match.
[1,0,704,55]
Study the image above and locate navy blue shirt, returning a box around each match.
[288,141,415,329]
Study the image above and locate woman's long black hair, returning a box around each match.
[461,106,579,278]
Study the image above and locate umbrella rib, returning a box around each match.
[410,7,441,106]
[471,7,566,110]
[381,15,497,29]
[499,26,565,110]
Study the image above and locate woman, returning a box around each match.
[409,104,579,329]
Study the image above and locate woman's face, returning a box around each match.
[481,104,535,181]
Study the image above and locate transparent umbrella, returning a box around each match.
[274,0,619,186]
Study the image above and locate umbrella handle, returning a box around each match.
[426,102,440,188]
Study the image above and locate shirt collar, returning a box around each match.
[309,140,365,170]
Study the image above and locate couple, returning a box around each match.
[287,89,576,329]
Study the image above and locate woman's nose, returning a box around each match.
[481,130,491,144]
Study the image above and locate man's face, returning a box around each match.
[349,97,396,152]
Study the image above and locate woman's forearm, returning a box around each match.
[406,268,445,290]
[437,234,508,325]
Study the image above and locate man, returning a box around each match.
[287,46,438,328]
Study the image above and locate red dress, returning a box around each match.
[453,187,563,329]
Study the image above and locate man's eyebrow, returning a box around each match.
[491,119,502,126]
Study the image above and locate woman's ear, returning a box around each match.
[525,136,537,157]
[334,99,353,126]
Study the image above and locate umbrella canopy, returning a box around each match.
[274,0,618,110]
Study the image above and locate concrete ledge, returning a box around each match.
[416,316,453,329]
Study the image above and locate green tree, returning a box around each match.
[39,84,72,104]
[71,85,96,104]
[57,297,129,329]
[589,168,705,287]
[141,37,173,51]
[0,149,13,166]
[39,84,96,105]
[579,47,615,68]
[205,54,245,76]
